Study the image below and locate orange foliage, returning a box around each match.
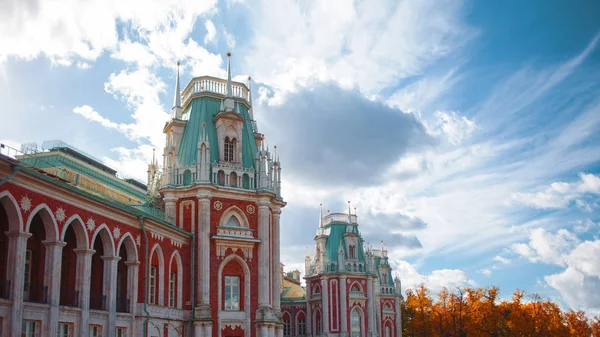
[402,285,595,337]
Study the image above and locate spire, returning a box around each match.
[171,62,183,119]
[152,148,156,165]
[348,201,352,223]
[319,203,323,228]
[174,61,182,108]
[248,76,253,106]
[226,52,233,98]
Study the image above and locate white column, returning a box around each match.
[306,288,312,337]
[194,323,204,337]
[377,295,382,337]
[197,195,211,309]
[272,207,281,311]
[277,325,284,337]
[6,231,31,336]
[269,325,276,337]
[102,256,121,334]
[340,276,347,336]
[367,278,375,337]
[261,324,269,337]
[321,278,329,335]
[74,248,94,337]
[43,240,66,337]
[395,298,402,337]
[257,201,270,308]
[125,261,139,315]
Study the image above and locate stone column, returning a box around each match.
[272,207,281,312]
[367,278,375,337]
[164,197,177,225]
[102,255,121,335]
[125,261,139,315]
[6,231,31,336]
[43,240,66,337]
[257,200,270,308]
[269,325,276,337]
[261,325,269,337]
[395,298,402,337]
[321,278,329,336]
[74,248,94,337]
[340,276,347,337]
[306,285,312,337]
[277,325,284,337]
[377,295,382,337]
[197,195,211,308]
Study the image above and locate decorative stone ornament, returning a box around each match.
[55,207,66,223]
[214,201,223,210]
[86,217,96,232]
[20,195,32,212]
[136,234,141,247]
[246,204,255,214]
[113,227,121,240]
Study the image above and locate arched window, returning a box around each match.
[230,172,238,187]
[349,245,356,259]
[296,311,306,336]
[315,310,322,335]
[224,137,234,162]
[351,284,360,292]
[351,309,362,337]
[283,313,291,336]
[226,216,241,227]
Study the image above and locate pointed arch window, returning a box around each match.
[349,245,356,259]
[224,137,235,162]
[351,309,362,337]
[226,216,241,227]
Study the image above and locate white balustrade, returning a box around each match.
[181,76,249,106]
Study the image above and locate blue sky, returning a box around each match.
[1,0,600,313]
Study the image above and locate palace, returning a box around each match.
[0,55,402,337]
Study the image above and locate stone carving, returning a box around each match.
[214,201,223,210]
[20,195,32,212]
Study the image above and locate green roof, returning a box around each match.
[323,222,366,263]
[177,97,258,169]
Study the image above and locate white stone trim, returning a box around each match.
[0,190,24,231]
[91,224,116,256]
[149,243,166,306]
[116,232,139,262]
[25,203,59,241]
[217,254,251,336]
[61,214,90,249]
[168,250,184,309]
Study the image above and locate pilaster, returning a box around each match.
[395,298,402,337]
[257,200,270,308]
[43,239,66,337]
[125,261,140,315]
[272,207,281,311]
[340,275,348,336]
[5,230,31,336]
[197,194,212,316]
[74,248,94,337]
[321,277,329,335]
[367,278,375,337]
[306,285,312,337]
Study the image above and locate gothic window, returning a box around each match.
[230,172,238,187]
[169,271,177,307]
[297,313,307,336]
[224,137,234,162]
[351,284,360,292]
[226,216,241,227]
[349,245,356,259]
[315,312,322,335]
[313,284,321,295]
[351,309,362,337]
[149,266,157,304]
[224,276,240,310]
[284,316,291,336]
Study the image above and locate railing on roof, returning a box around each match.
[181,76,249,107]
[42,140,105,167]
[322,213,357,226]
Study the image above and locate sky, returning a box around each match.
[1,0,600,314]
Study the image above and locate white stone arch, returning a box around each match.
[218,205,250,228]
[25,203,59,241]
[168,250,184,309]
[295,309,307,336]
[217,253,251,334]
[149,243,165,306]
[91,224,116,257]
[383,318,394,337]
[61,214,89,249]
[0,190,23,232]
[312,282,321,295]
[116,233,139,263]
[312,307,322,336]
[349,281,363,293]
[350,306,366,337]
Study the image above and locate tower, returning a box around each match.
[157,54,285,337]
[304,204,402,337]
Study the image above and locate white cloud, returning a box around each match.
[392,260,476,293]
[512,227,600,311]
[478,268,492,277]
[425,110,477,145]
[493,256,511,264]
[73,105,121,130]
[204,20,217,44]
[511,173,600,210]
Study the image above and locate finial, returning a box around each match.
[274,145,277,160]
[248,76,253,106]
[319,203,323,228]
[152,148,156,165]
[226,52,232,98]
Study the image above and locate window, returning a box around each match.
[315,314,321,335]
[57,322,73,337]
[224,137,234,162]
[283,318,291,336]
[21,320,39,337]
[24,249,32,299]
[169,271,176,307]
[116,327,127,337]
[226,216,241,227]
[297,319,306,336]
[224,276,240,310]
[351,309,362,337]
[89,325,102,337]
[149,266,157,304]
[349,245,356,259]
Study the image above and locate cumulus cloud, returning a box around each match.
[512,228,600,311]
[392,260,476,293]
[204,20,217,44]
[259,83,433,186]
